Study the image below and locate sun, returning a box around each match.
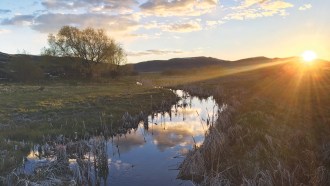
[302,50,317,62]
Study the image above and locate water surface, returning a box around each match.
[24,90,219,185]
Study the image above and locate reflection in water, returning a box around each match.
[21,90,220,186]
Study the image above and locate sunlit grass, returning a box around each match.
[175,58,330,185]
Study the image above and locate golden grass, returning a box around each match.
[176,60,330,185]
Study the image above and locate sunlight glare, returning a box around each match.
[302,50,317,62]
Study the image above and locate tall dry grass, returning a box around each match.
[177,62,330,186]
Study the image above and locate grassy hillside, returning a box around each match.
[0,52,133,81]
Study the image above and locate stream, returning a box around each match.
[19,90,219,185]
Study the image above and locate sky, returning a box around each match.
[0,0,329,63]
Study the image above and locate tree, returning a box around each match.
[42,26,126,76]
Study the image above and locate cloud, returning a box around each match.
[1,13,140,37]
[224,9,262,20]
[141,19,203,32]
[162,20,202,32]
[206,20,224,27]
[0,9,11,14]
[140,0,218,17]
[260,1,293,11]
[224,0,293,20]
[0,29,10,34]
[237,0,270,8]
[41,0,138,13]
[0,0,297,46]
[128,49,183,57]
[1,15,34,26]
[299,4,312,11]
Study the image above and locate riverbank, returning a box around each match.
[177,61,330,185]
[0,77,177,176]
[1,90,217,185]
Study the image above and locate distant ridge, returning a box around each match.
[133,56,276,72]
[0,52,11,63]
[1,51,328,75]
[133,56,228,72]
[233,56,271,63]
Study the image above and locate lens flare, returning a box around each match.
[302,50,317,62]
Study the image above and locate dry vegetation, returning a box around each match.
[176,60,330,185]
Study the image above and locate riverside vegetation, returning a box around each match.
[0,79,177,178]
[176,60,330,185]
[0,55,329,185]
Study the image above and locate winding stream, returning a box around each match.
[21,90,219,185]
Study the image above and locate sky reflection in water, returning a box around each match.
[107,90,218,185]
[25,90,219,186]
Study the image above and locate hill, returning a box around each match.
[133,57,228,72]
[0,52,11,63]
[0,52,130,81]
[1,51,329,81]
[133,56,275,72]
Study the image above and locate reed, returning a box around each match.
[177,78,330,186]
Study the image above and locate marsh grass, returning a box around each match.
[0,80,176,138]
[0,79,177,177]
[1,135,111,185]
[177,61,330,185]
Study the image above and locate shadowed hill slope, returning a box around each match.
[133,57,227,72]
[0,52,130,80]
[133,56,276,72]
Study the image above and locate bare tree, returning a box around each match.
[42,26,126,68]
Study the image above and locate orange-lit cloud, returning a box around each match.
[225,0,293,20]
[140,0,217,17]
[163,21,202,32]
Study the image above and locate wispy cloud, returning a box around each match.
[1,13,140,38]
[206,20,221,26]
[34,13,139,33]
[1,15,34,26]
[162,21,202,32]
[140,0,217,17]
[299,4,312,11]
[224,0,293,20]
[41,0,138,13]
